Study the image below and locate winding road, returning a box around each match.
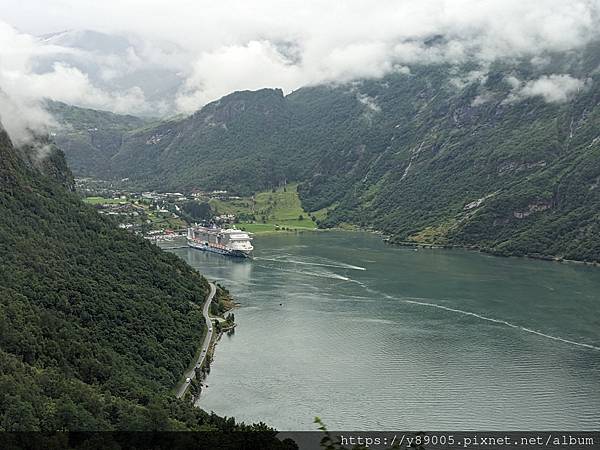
[176,281,217,399]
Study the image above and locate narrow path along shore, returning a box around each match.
[176,281,217,399]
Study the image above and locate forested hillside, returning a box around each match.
[46,100,149,177]
[0,124,283,436]
[52,44,600,262]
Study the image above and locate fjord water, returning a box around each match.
[170,232,600,430]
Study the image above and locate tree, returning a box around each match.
[2,397,40,431]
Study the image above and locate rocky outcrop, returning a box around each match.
[498,160,547,175]
[513,200,553,219]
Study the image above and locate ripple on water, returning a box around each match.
[173,233,600,430]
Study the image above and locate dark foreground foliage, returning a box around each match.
[0,126,285,442]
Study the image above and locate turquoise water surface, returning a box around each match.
[170,231,600,430]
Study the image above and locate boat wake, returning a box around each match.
[356,282,600,352]
[255,263,351,281]
[255,256,366,271]
[257,253,600,352]
[401,298,600,352]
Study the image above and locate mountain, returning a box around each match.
[51,45,600,262]
[46,100,150,176]
[0,124,288,436]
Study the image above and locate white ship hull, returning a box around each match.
[187,239,252,258]
[186,226,253,258]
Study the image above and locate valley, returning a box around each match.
[2,3,600,440]
[77,178,325,235]
[51,46,600,264]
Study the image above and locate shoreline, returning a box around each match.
[175,282,216,400]
[243,224,600,268]
[248,224,600,268]
[188,285,238,405]
[172,226,597,400]
[382,238,600,269]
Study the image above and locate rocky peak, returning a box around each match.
[192,88,287,127]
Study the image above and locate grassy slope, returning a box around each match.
[210,183,322,233]
[83,196,126,205]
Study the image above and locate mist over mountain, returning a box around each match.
[35,30,187,114]
[49,41,600,262]
[2,0,599,131]
[1,0,600,436]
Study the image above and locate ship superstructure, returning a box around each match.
[187,225,253,258]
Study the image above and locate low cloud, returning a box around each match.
[449,68,489,90]
[175,41,305,113]
[0,0,599,125]
[0,23,169,144]
[0,89,55,147]
[356,93,381,113]
[505,74,588,103]
[0,23,56,145]
[13,62,150,113]
[355,92,382,126]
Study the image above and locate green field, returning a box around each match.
[83,196,127,205]
[82,185,329,234]
[210,183,325,233]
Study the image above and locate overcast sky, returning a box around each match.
[1,0,599,142]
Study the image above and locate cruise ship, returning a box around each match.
[187,225,254,258]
